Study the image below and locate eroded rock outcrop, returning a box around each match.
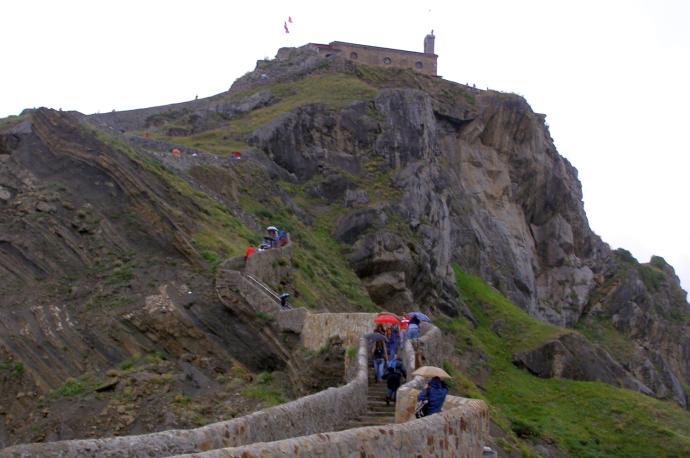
[512,332,654,396]
[243,52,688,406]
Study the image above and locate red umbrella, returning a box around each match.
[373,314,400,325]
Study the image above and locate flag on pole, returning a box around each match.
[288,16,293,23]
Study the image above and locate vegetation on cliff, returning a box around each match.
[440,268,690,457]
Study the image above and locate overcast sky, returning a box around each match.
[2,0,688,295]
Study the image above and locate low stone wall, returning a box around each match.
[216,269,279,316]
[171,396,489,458]
[417,322,446,367]
[274,307,308,333]
[397,321,449,422]
[244,241,292,289]
[301,313,377,350]
[1,339,369,458]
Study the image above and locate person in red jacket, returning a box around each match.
[244,245,255,264]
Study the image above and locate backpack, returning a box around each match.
[373,342,385,359]
[414,400,428,418]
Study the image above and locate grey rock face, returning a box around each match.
[347,231,416,310]
[587,252,690,406]
[333,208,387,245]
[245,67,688,405]
[512,333,654,396]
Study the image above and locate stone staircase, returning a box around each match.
[215,268,281,316]
[338,374,396,429]
[0,249,491,457]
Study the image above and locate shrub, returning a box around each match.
[347,345,358,360]
[53,377,88,398]
[255,311,274,322]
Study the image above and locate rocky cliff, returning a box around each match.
[0,109,335,447]
[233,48,690,407]
[1,42,688,449]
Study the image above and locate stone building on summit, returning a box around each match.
[307,32,438,76]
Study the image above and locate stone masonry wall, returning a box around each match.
[1,339,370,458]
[244,240,293,289]
[172,396,489,458]
[216,269,279,316]
[301,313,377,350]
[328,42,438,76]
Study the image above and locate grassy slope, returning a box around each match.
[439,267,690,458]
[235,168,376,312]
[146,68,383,310]
[147,73,378,155]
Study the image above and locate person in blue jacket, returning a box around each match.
[417,376,448,415]
[385,326,399,359]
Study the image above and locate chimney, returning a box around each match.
[424,30,435,54]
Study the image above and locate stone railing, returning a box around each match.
[244,240,292,288]
[1,338,370,458]
[216,269,280,316]
[170,399,488,458]
[3,244,490,458]
[301,312,377,350]
[165,321,488,458]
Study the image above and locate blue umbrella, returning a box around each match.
[408,311,431,322]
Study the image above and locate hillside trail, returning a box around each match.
[216,250,402,431]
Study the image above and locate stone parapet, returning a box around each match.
[216,269,280,316]
[171,395,489,458]
[301,313,377,350]
[275,307,308,333]
[244,240,292,288]
[1,339,370,458]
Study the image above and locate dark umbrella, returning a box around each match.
[364,332,388,343]
[408,311,431,322]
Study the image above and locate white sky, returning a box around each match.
[2,0,689,295]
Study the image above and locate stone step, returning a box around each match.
[367,406,395,414]
[367,399,390,405]
[368,387,388,392]
[368,399,395,406]
[347,416,395,426]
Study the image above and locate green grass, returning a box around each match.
[255,311,274,322]
[85,124,257,264]
[0,113,28,130]
[117,351,167,373]
[241,371,286,406]
[0,361,25,376]
[50,375,100,399]
[105,262,135,285]
[150,73,378,155]
[237,189,375,311]
[347,345,358,360]
[576,318,643,367]
[442,266,690,457]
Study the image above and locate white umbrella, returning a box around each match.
[412,366,451,379]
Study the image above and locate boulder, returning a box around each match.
[333,208,387,245]
[512,333,653,396]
